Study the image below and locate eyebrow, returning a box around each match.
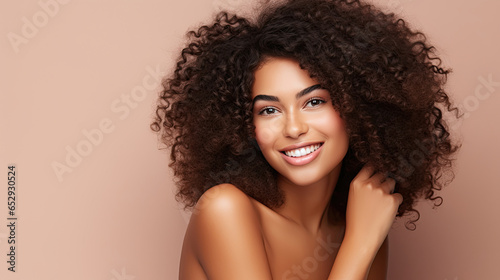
[252,84,322,104]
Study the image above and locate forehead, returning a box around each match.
[251,57,318,98]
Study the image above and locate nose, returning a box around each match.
[283,111,308,138]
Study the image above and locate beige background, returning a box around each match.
[0,0,498,279]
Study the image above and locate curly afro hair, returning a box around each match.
[151,0,460,230]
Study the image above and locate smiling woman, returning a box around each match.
[252,57,349,188]
[150,0,460,279]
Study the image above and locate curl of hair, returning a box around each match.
[151,0,460,230]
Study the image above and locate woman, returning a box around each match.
[151,0,459,279]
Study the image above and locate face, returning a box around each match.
[251,57,349,187]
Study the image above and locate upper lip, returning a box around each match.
[279,142,324,152]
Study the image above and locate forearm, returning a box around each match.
[327,236,379,280]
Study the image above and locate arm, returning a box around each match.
[366,237,388,280]
[328,235,381,280]
[183,168,397,280]
[183,184,273,280]
[328,236,388,280]
[328,165,401,280]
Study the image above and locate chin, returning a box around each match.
[278,164,342,188]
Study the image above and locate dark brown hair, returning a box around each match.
[151,0,460,230]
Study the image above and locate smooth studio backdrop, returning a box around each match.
[1,0,499,279]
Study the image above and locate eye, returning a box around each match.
[258,107,279,115]
[305,98,326,108]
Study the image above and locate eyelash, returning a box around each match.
[305,97,326,107]
[257,98,327,115]
[258,107,279,115]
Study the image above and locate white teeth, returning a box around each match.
[284,144,321,157]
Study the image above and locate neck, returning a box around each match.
[274,164,342,236]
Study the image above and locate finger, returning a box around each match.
[392,192,403,206]
[370,172,386,183]
[380,177,396,194]
[354,164,375,180]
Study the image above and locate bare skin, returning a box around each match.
[178,57,402,280]
[179,184,390,280]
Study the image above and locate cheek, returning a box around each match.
[253,118,282,147]
[254,125,274,148]
[314,110,347,137]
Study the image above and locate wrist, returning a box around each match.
[341,234,380,258]
[328,235,379,280]
[343,228,386,254]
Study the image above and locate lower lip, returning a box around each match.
[280,145,323,166]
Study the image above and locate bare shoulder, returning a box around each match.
[195,183,257,213]
[190,184,263,227]
[189,184,261,239]
[182,184,272,280]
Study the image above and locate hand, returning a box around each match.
[344,165,403,250]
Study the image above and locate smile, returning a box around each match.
[283,143,322,157]
[280,142,324,166]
